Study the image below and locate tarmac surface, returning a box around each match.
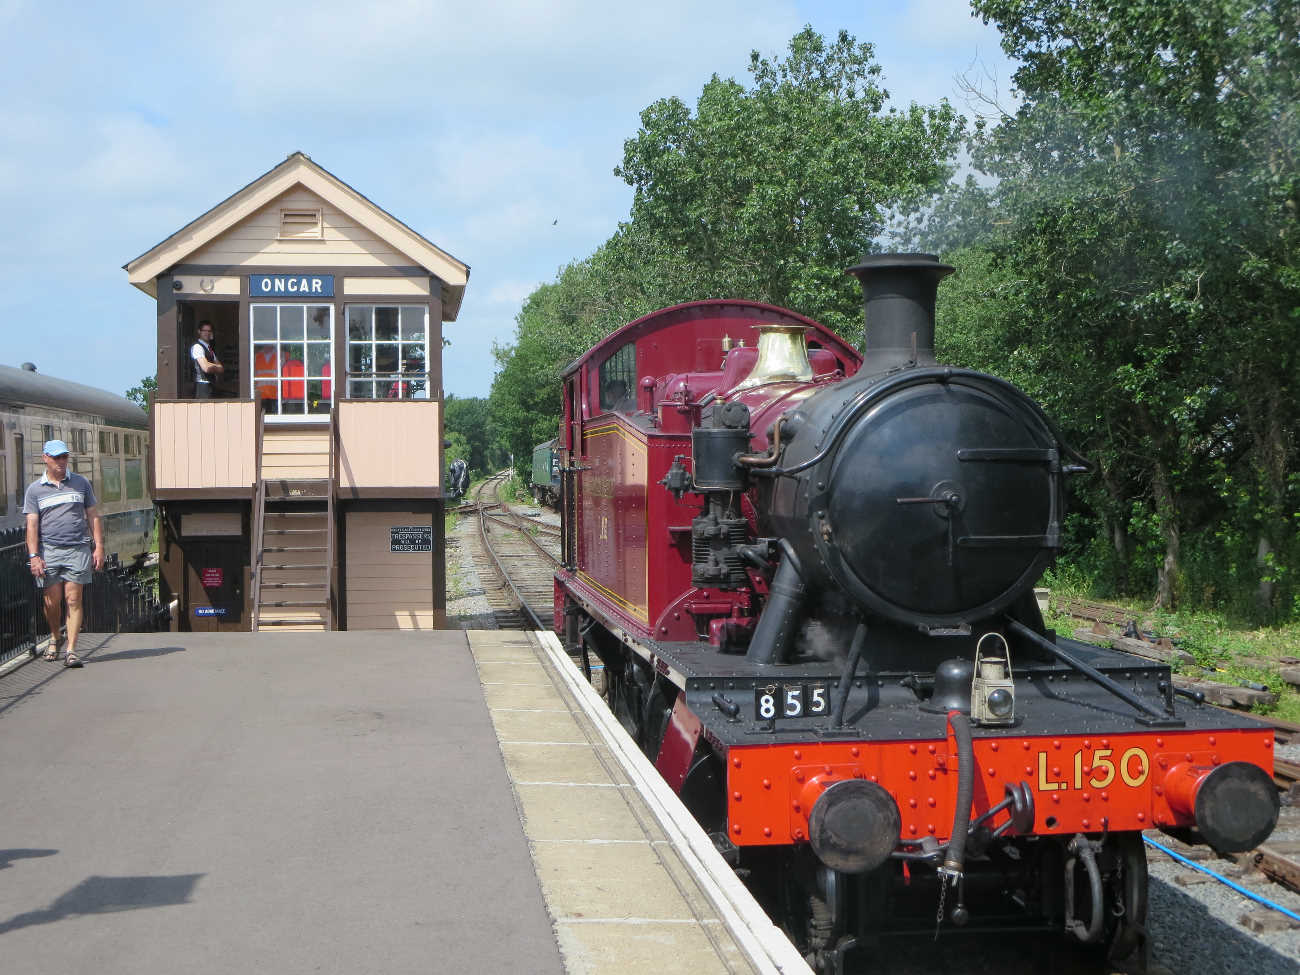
[0,629,798,975]
[0,630,564,975]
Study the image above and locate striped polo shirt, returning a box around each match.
[21,472,98,546]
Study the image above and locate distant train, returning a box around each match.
[530,439,560,507]
[0,363,153,564]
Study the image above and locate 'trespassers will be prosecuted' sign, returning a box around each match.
[390,526,433,553]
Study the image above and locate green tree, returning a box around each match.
[443,395,505,475]
[920,0,1299,619]
[617,26,965,335]
[491,27,968,473]
[125,375,156,411]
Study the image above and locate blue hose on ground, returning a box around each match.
[1143,835,1300,922]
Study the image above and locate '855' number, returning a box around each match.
[756,682,830,720]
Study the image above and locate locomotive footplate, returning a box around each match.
[660,635,1275,746]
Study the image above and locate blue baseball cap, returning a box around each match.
[43,439,70,456]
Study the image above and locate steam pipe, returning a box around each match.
[830,623,868,727]
[745,539,806,666]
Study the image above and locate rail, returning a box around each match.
[471,473,559,630]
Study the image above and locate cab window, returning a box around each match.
[595,342,636,413]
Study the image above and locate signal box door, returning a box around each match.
[183,540,246,630]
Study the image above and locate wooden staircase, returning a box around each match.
[252,423,335,631]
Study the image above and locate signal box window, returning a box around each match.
[345,305,428,399]
[597,342,636,412]
[251,304,333,417]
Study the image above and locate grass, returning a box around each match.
[1041,571,1300,723]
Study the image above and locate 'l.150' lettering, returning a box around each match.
[1037,747,1150,791]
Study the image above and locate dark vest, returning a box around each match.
[194,340,216,384]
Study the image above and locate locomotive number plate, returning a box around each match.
[1035,746,1152,791]
[756,682,831,720]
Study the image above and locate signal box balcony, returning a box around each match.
[150,398,443,500]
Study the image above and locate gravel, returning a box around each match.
[444,507,497,629]
[1145,803,1300,974]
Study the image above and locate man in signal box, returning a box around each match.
[191,320,224,398]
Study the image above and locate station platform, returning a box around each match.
[0,629,806,975]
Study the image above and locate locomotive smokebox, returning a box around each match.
[846,253,953,372]
[759,251,1069,629]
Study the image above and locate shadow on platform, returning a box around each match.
[0,873,203,935]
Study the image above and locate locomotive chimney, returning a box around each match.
[845,253,953,371]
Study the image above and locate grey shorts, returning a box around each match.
[37,543,94,587]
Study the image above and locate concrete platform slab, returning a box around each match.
[2,627,809,975]
[0,630,563,975]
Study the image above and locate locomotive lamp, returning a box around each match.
[971,631,1016,725]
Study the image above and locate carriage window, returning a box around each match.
[100,459,122,502]
[252,303,334,417]
[0,454,6,515]
[99,431,111,454]
[124,459,144,500]
[596,342,636,412]
[345,305,428,399]
[41,424,55,444]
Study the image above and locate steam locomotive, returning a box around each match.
[552,255,1279,972]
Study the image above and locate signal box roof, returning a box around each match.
[123,152,470,321]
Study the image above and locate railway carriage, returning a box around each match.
[0,363,153,563]
[529,439,561,507]
[552,257,1280,973]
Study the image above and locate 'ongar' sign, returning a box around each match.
[390,526,433,553]
[249,274,335,297]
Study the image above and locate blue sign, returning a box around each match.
[195,606,228,617]
[249,274,334,297]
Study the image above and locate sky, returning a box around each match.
[0,0,1016,402]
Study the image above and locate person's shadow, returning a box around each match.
[0,873,203,934]
[0,848,57,870]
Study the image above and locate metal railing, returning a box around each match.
[0,527,169,668]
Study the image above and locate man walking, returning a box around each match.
[23,439,105,667]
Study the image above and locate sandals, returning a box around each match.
[64,652,82,669]
[43,640,59,661]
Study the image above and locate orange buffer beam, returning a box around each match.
[723,729,1275,847]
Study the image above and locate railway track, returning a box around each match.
[465,473,561,630]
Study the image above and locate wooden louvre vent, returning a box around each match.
[279,207,323,240]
